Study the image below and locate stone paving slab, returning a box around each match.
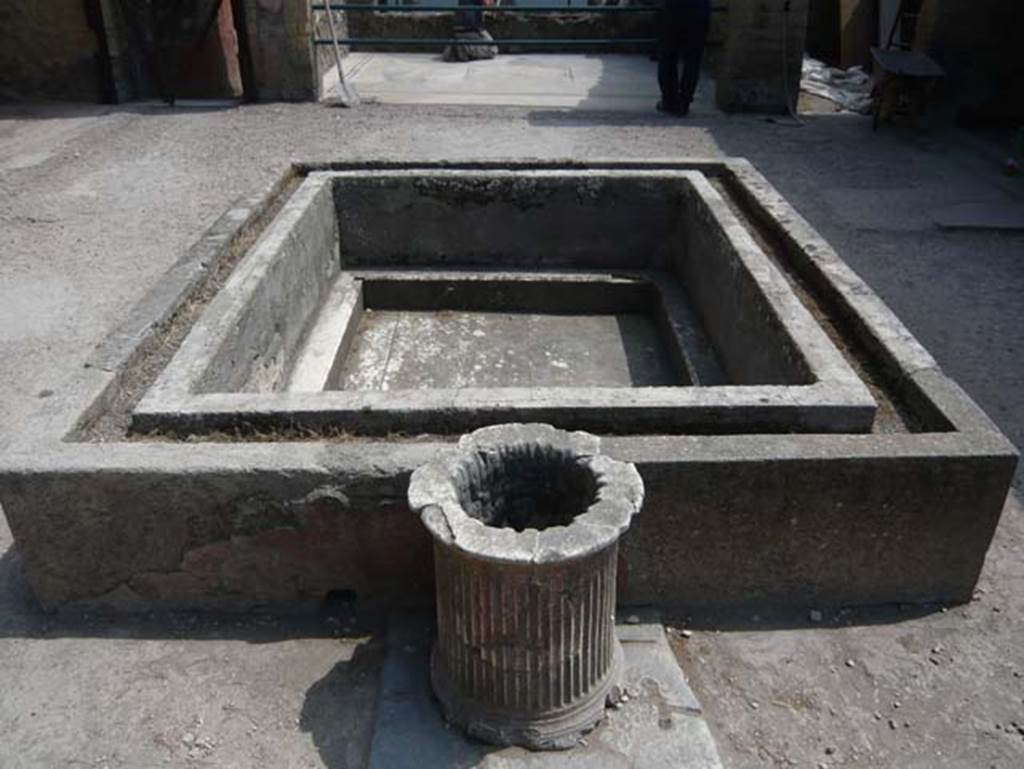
[368,612,723,769]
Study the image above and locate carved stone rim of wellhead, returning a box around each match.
[407,422,644,566]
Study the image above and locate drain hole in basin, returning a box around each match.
[455,444,599,532]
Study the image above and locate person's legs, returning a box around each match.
[657,5,685,112]
[677,5,710,110]
[455,0,484,31]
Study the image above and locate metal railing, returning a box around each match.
[311,2,658,48]
[314,3,656,11]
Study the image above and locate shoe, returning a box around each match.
[656,100,684,117]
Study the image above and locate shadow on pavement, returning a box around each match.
[301,637,388,769]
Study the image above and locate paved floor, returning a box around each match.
[0,83,1022,768]
[332,53,709,112]
[338,310,679,389]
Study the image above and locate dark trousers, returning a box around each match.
[657,0,710,108]
[455,0,484,31]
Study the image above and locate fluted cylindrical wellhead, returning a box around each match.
[407,423,644,750]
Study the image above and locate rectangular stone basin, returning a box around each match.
[132,169,876,436]
[0,159,1015,616]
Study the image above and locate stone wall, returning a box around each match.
[715,0,809,113]
[914,0,1024,124]
[0,1,247,103]
[0,0,324,104]
[242,0,318,101]
[0,1,101,100]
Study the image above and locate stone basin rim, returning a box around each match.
[407,423,645,565]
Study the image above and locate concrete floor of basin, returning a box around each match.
[336,309,681,389]
[0,96,1022,769]
[329,53,714,112]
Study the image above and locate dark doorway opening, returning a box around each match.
[111,0,256,103]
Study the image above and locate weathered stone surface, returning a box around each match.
[0,443,440,612]
[408,424,644,750]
